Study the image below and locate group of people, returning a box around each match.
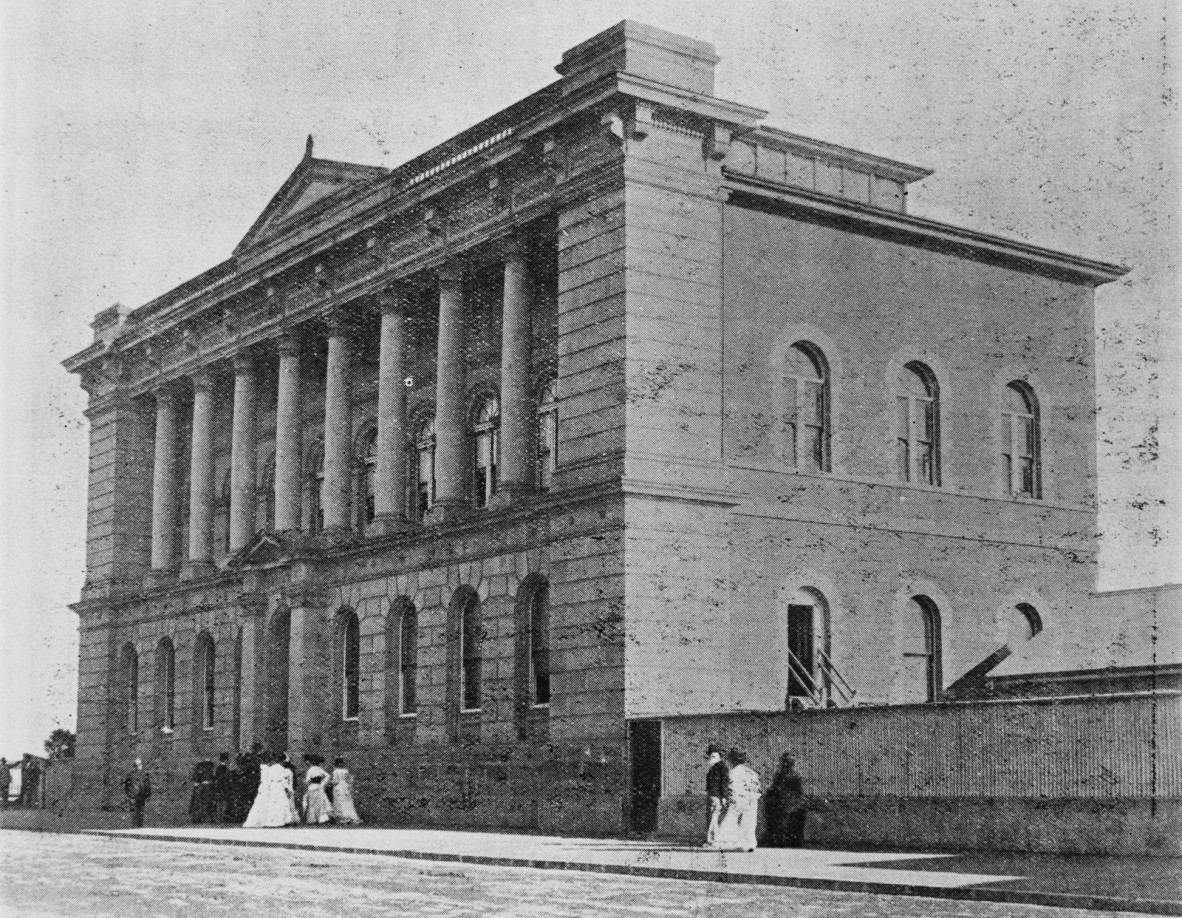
[702,744,807,851]
[241,750,361,829]
[122,743,362,829]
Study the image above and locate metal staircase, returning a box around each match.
[787,648,857,708]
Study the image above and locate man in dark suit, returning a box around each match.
[703,742,728,847]
[213,752,234,822]
[123,758,152,828]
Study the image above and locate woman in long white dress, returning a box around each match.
[714,749,762,851]
[243,754,300,828]
[302,755,332,825]
[329,756,362,825]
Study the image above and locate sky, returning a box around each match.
[1,0,1177,760]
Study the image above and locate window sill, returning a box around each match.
[530,703,551,710]
[341,717,360,724]
[398,712,418,719]
[159,727,174,735]
[460,708,482,715]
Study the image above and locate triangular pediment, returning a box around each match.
[234,139,388,254]
[228,531,297,568]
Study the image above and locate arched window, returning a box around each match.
[356,426,378,531]
[903,596,942,702]
[782,343,829,472]
[305,440,325,534]
[399,603,418,716]
[195,632,215,731]
[413,415,436,523]
[460,593,483,711]
[528,581,551,706]
[896,362,939,485]
[154,638,176,732]
[257,454,276,531]
[1005,602,1043,646]
[341,611,361,720]
[536,378,558,491]
[472,395,500,508]
[1002,382,1040,497]
[121,643,139,734]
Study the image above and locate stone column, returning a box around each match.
[322,311,354,534]
[495,237,535,502]
[429,264,467,522]
[273,333,303,532]
[182,370,216,578]
[149,386,179,571]
[228,351,258,553]
[284,580,333,754]
[370,289,412,534]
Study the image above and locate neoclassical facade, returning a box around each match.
[65,22,1125,832]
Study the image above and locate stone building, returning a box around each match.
[64,22,1127,834]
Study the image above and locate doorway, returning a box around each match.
[628,719,662,834]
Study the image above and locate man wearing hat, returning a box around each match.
[702,742,729,847]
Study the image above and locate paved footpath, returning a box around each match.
[0,829,1167,918]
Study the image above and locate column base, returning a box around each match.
[425,500,471,526]
[179,560,216,581]
[143,568,179,591]
[366,515,416,538]
[318,526,358,548]
[487,483,536,509]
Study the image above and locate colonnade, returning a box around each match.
[150,244,537,575]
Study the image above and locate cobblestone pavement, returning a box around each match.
[0,831,1150,918]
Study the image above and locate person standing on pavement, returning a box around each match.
[762,753,807,848]
[123,758,152,828]
[329,757,362,825]
[702,743,728,848]
[714,749,762,852]
[0,758,10,808]
[213,753,235,823]
[302,755,332,825]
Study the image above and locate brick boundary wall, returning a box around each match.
[656,692,1182,855]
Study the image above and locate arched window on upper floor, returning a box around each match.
[781,343,830,472]
[412,415,436,523]
[257,454,276,532]
[1002,382,1040,498]
[536,378,558,491]
[339,609,361,721]
[216,470,232,555]
[154,638,176,732]
[121,643,139,734]
[902,596,942,703]
[305,440,325,534]
[472,394,500,508]
[194,632,215,731]
[895,362,940,486]
[355,425,378,531]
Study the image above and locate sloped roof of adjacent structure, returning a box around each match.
[989,583,1182,678]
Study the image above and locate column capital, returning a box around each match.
[377,286,409,315]
[325,308,359,338]
[190,369,215,393]
[232,350,256,376]
[437,262,464,286]
[500,233,530,263]
[152,384,177,407]
[277,331,302,358]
